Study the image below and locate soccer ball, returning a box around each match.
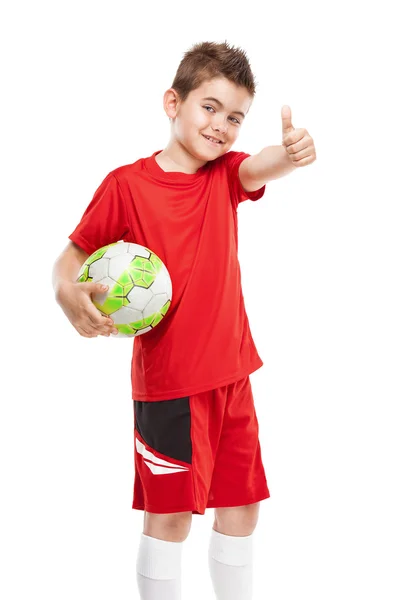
[76,241,172,338]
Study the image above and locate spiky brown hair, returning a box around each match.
[170,40,257,102]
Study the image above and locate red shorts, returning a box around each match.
[132,375,270,514]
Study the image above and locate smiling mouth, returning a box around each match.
[202,134,223,145]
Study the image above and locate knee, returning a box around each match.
[214,502,260,537]
[143,511,192,542]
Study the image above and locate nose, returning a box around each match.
[212,121,228,135]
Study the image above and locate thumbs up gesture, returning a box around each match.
[281,106,316,167]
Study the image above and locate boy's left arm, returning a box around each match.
[239,105,317,192]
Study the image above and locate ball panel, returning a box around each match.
[149,270,168,295]
[162,265,173,298]
[112,306,144,325]
[77,265,89,282]
[77,256,110,282]
[89,257,110,281]
[87,244,115,263]
[134,326,153,336]
[109,253,136,280]
[143,293,169,319]
[126,286,154,311]
[103,242,129,258]
[149,252,163,273]
[160,299,171,316]
[127,243,151,259]
[128,257,157,289]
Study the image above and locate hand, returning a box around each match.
[281,105,316,167]
[56,281,119,338]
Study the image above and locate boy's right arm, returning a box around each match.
[52,241,118,338]
[52,241,89,296]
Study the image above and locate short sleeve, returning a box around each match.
[224,151,266,209]
[68,172,130,255]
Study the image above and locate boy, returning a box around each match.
[52,41,316,600]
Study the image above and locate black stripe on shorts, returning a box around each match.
[134,397,192,465]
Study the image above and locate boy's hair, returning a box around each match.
[171,40,257,102]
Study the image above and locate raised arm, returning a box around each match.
[238,105,316,192]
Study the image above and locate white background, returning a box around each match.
[1,1,399,598]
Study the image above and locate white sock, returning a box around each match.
[136,533,183,600]
[208,528,254,600]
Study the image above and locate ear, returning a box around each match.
[163,88,181,120]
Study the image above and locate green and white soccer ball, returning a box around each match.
[76,241,172,338]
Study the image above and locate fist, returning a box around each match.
[281,105,316,167]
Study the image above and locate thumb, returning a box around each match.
[282,105,294,135]
[85,282,109,294]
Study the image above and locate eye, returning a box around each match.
[203,106,241,125]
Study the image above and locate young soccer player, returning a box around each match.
[52,40,316,600]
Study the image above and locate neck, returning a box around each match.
[156,141,207,174]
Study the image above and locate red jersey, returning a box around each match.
[69,149,266,401]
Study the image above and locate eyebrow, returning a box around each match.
[201,97,245,119]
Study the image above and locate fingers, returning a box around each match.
[77,323,118,337]
[73,286,119,338]
[88,309,118,334]
[78,312,118,338]
[76,325,97,338]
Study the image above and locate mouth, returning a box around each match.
[202,134,223,146]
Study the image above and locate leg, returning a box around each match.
[132,395,196,599]
[213,502,260,536]
[136,511,192,599]
[144,510,193,542]
[203,378,268,599]
[208,503,260,600]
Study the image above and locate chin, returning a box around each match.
[198,138,225,159]
[192,146,215,162]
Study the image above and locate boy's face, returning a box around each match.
[166,77,253,161]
